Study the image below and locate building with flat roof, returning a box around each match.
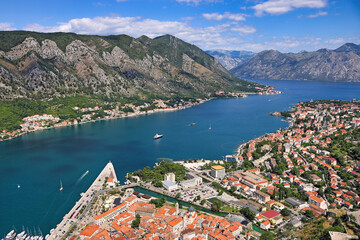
[210,165,225,179]
[162,180,178,191]
[285,197,308,209]
[240,172,268,189]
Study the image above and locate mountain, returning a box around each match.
[0,31,264,100]
[205,50,255,70]
[231,43,360,82]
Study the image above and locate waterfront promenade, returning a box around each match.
[48,162,118,240]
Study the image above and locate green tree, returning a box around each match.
[260,231,275,240]
[240,207,255,221]
[131,214,141,228]
[281,208,291,216]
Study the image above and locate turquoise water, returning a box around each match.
[0,79,360,236]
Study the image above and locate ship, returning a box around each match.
[59,180,63,192]
[153,134,163,140]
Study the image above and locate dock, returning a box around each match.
[48,161,118,240]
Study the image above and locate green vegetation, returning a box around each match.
[0,96,104,131]
[281,208,291,217]
[240,207,255,221]
[130,161,186,184]
[149,198,166,208]
[260,231,275,240]
[131,214,141,229]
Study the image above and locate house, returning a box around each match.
[308,196,327,210]
[344,202,353,209]
[253,190,271,203]
[79,224,99,240]
[260,210,283,224]
[260,220,271,230]
[334,198,344,206]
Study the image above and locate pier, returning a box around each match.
[48,162,118,240]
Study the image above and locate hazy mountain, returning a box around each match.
[0,31,264,100]
[205,50,255,70]
[231,43,360,82]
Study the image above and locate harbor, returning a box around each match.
[47,162,118,240]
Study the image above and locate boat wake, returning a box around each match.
[76,170,89,184]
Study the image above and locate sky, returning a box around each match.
[0,0,359,52]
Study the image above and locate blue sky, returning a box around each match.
[0,0,359,52]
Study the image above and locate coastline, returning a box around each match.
[0,99,207,142]
[0,89,280,143]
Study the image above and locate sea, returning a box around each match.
[0,79,360,236]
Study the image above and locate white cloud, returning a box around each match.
[231,25,256,34]
[0,22,16,31]
[203,12,246,21]
[22,15,358,53]
[325,38,344,45]
[176,0,222,5]
[116,0,128,2]
[252,0,327,16]
[308,11,328,18]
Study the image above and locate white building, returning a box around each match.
[210,165,225,179]
[164,173,176,183]
[162,180,178,191]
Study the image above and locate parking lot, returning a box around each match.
[176,183,216,202]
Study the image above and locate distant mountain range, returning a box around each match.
[0,31,264,100]
[205,50,255,70]
[230,43,360,82]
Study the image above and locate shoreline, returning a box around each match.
[0,99,207,142]
[0,90,280,143]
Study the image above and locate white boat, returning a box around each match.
[6,230,16,239]
[209,124,211,130]
[59,180,63,192]
[153,133,163,139]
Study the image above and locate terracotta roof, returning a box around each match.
[80,224,99,236]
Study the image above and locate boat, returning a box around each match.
[6,230,16,239]
[209,124,211,130]
[153,134,163,140]
[59,180,63,192]
[17,184,20,189]
[190,123,196,126]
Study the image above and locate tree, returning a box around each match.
[230,186,237,193]
[304,210,314,218]
[150,198,166,208]
[131,214,141,228]
[211,200,222,212]
[260,231,274,240]
[175,193,181,199]
[240,207,255,221]
[281,208,291,216]
[200,199,206,205]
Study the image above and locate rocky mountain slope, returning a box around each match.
[0,31,264,100]
[231,43,360,82]
[206,50,255,70]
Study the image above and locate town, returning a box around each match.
[16,100,360,240]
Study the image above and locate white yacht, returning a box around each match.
[153,133,163,139]
[59,180,63,192]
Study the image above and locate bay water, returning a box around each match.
[0,79,359,236]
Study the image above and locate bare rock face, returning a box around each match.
[0,31,263,100]
[231,44,360,82]
[40,39,65,60]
